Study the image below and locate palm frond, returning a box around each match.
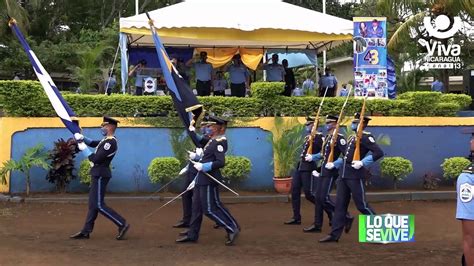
[387,11,427,52]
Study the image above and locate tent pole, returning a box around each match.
[135,0,139,15]
[322,0,327,71]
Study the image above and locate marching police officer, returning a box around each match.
[70,116,130,240]
[305,115,353,233]
[284,117,324,226]
[320,113,383,243]
[174,117,214,229]
[176,116,240,245]
[456,162,474,265]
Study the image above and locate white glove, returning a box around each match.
[188,151,198,160]
[195,148,204,157]
[74,133,84,141]
[77,142,87,151]
[193,162,203,171]
[304,154,313,162]
[312,170,320,177]
[179,165,188,176]
[189,125,196,132]
[352,160,363,169]
[325,162,335,170]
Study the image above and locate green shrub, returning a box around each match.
[380,157,413,189]
[440,94,472,109]
[434,102,461,116]
[79,159,92,185]
[0,81,468,117]
[441,157,471,180]
[221,156,252,183]
[148,157,181,184]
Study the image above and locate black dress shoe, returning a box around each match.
[345,217,354,234]
[284,218,301,225]
[319,235,338,243]
[116,224,130,240]
[179,229,189,236]
[70,232,89,239]
[173,221,189,228]
[303,224,322,233]
[176,236,196,243]
[225,229,240,246]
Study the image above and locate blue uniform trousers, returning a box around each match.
[290,170,316,221]
[82,176,126,234]
[187,185,238,241]
[329,178,375,239]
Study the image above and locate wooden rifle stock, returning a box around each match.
[307,87,328,155]
[353,94,369,161]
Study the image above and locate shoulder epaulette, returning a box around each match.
[462,164,474,174]
[216,136,227,142]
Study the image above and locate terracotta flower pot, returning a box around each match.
[273,177,292,194]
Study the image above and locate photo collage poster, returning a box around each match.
[353,17,388,99]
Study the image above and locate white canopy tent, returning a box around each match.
[118,0,354,92]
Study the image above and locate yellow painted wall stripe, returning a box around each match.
[1,116,473,193]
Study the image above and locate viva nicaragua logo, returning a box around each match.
[359,214,415,243]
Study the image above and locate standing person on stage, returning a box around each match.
[320,113,383,243]
[128,59,147,96]
[213,71,228,96]
[176,116,240,246]
[284,117,324,226]
[262,53,285,82]
[226,54,249,97]
[70,117,130,240]
[282,59,295,97]
[173,117,212,229]
[456,163,474,265]
[186,51,213,96]
[318,67,338,97]
[304,115,354,233]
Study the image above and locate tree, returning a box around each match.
[0,144,50,196]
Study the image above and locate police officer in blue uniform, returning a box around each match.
[70,117,130,240]
[186,51,213,96]
[456,163,474,265]
[284,117,325,226]
[176,116,240,245]
[173,117,212,228]
[305,115,353,233]
[320,113,383,242]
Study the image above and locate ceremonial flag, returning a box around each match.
[146,13,204,147]
[8,18,81,134]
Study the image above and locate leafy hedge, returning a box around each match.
[222,156,252,183]
[148,157,181,184]
[0,81,471,117]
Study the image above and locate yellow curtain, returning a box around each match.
[239,48,264,70]
[194,47,264,70]
[195,48,238,68]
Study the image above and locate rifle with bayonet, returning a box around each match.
[353,93,369,161]
[327,87,352,163]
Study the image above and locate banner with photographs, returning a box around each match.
[353,17,388,99]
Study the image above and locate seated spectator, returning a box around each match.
[339,84,349,97]
[302,77,314,92]
[292,84,304,96]
[213,71,227,96]
[105,70,117,96]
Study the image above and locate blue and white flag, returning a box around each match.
[146,14,204,147]
[8,18,81,134]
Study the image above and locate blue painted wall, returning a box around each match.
[9,127,274,193]
[9,126,471,193]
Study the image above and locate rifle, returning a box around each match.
[307,87,328,155]
[327,87,352,163]
[353,93,369,161]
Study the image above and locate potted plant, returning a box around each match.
[221,156,252,188]
[148,157,181,192]
[380,157,413,190]
[0,144,50,196]
[441,157,471,184]
[267,117,304,194]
